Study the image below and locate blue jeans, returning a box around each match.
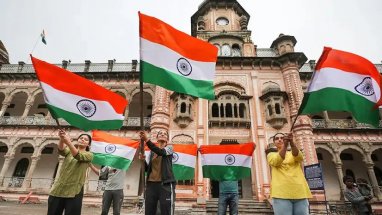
[218,193,238,215]
[272,198,309,215]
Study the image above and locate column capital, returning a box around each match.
[365,162,374,169]
[31,156,40,161]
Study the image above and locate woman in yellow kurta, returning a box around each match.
[47,129,93,215]
[267,133,312,215]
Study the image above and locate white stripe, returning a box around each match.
[140,38,215,81]
[91,141,137,160]
[145,150,151,164]
[173,152,196,168]
[41,82,124,121]
[200,153,252,168]
[309,67,381,102]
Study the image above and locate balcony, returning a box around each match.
[209,118,251,128]
[312,119,382,129]
[0,116,151,128]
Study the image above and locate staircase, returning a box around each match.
[204,199,273,215]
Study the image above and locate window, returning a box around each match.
[220,104,225,117]
[340,153,354,160]
[239,104,246,118]
[221,44,231,56]
[42,147,54,154]
[13,158,29,177]
[180,103,186,113]
[216,17,229,26]
[225,103,233,117]
[267,105,273,116]
[212,103,219,117]
[275,103,281,114]
[21,147,34,154]
[232,44,241,57]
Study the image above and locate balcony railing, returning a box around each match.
[209,118,251,128]
[312,119,382,129]
[0,63,137,73]
[4,177,24,188]
[0,116,151,127]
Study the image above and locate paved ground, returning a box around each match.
[0,201,143,215]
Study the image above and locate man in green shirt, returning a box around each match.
[218,180,239,215]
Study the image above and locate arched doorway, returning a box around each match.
[11,158,29,187]
[316,148,341,200]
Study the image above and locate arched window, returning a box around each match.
[226,103,233,117]
[220,104,225,117]
[232,44,241,57]
[212,103,219,117]
[239,104,246,118]
[180,102,186,113]
[234,104,238,117]
[13,158,29,177]
[221,44,231,56]
[275,103,281,114]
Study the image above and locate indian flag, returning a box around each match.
[172,144,197,180]
[31,56,128,131]
[199,143,255,181]
[91,131,139,170]
[299,47,382,127]
[139,12,218,100]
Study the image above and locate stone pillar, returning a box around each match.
[334,162,345,198]
[0,155,14,187]
[365,162,382,200]
[0,102,10,117]
[150,86,171,138]
[54,157,65,183]
[23,156,40,188]
[21,103,32,118]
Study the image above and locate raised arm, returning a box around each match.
[58,129,80,157]
[89,163,100,176]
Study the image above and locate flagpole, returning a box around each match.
[138,11,146,201]
[31,33,42,55]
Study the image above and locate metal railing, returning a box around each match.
[0,63,137,73]
[312,119,382,129]
[4,177,24,188]
[0,116,151,127]
[30,178,54,189]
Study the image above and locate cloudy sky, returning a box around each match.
[1,0,381,64]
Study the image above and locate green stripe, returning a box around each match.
[47,104,123,131]
[202,165,251,181]
[92,153,132,170]
[141,61,215,100]
[299,88,380,127]
[173,164,194,180]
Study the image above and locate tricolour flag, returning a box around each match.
[199,143,255,181]
[172,144,197,180]
[41,30,47,45]
[298,47,382,127]
[31,56,128,131]
[139,12,218,100]
[91,131,139,170]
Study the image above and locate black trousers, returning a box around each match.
[101,189,124,215]
[47,188,84,215]
[145,182,175,215]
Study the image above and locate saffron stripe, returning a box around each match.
[139,12,218,62]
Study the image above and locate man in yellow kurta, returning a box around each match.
[267,133,312,215]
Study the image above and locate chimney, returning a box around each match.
[62,60,68,69]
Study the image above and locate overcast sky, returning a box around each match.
[1,0,381,64]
